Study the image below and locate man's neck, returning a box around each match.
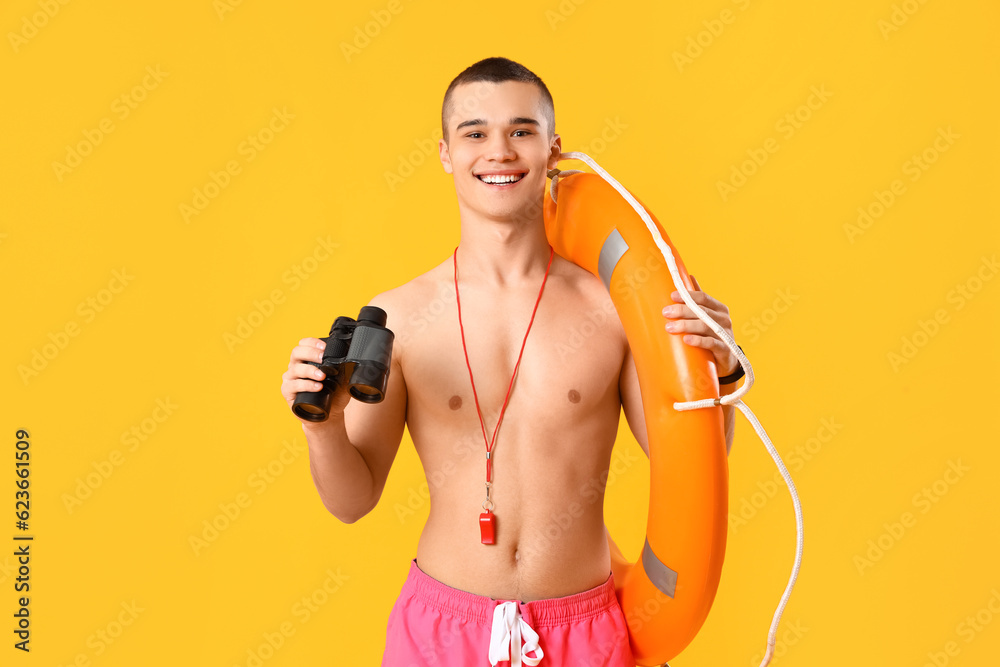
[456,219,552,290]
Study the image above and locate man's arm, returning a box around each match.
[291,295,408,523]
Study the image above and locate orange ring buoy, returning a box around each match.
[543,158,729,666]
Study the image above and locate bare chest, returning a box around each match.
[399,274,625,443]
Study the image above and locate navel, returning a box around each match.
[449,395,463,410]
[568,389,581,404]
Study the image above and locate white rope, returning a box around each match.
[551,151,803,667]
[735,401,803,667]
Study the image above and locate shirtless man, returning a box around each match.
[280,57,741,666]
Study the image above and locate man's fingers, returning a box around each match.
[677,333,715,349]
[690,274,702,291]
[679,334,737,370]
[291,344,325,365]
[666,318,730,338]
[671,283,729,318]
[664,304,732,330]
[293,361,326,381]
[302,378,325,392]
[287,378,324,395]
[671,287,718,310]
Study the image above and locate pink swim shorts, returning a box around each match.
[381,558,636,666]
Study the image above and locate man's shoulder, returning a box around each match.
[366,255,449,312]
[364,255,452,361]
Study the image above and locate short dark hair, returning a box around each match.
[441,57,555,143]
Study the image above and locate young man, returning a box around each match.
[280,57,740,666]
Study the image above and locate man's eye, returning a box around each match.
[513,130,531,137]
[467,132,484,138]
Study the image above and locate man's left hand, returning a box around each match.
[661,275,738,377]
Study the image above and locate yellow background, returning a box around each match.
[3,0,998,665]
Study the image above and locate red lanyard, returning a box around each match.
[453,244,554,544]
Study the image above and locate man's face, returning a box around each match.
[439,80,561,224]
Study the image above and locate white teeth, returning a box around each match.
[479,173,523,184]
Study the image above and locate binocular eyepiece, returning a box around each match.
[291,306,395,422]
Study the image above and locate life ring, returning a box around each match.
[542,152,803,667]
[542,157,727,664]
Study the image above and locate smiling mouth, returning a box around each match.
[476,173,527,187]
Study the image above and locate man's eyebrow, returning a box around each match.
[455,116,541,131]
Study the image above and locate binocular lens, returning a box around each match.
[349,385,381,402]
[292,401,328,422]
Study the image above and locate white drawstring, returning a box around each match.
[489,601,544,666]
[551,151,803,667]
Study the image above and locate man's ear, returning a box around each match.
[439,138,453,174]
[547,133,562,171]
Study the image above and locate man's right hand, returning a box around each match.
[280,337,353,422]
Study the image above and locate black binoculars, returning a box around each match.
[291,306,395,422]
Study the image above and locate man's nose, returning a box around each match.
[485,133,516,161]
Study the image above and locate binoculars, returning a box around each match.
[291,306,395,422]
